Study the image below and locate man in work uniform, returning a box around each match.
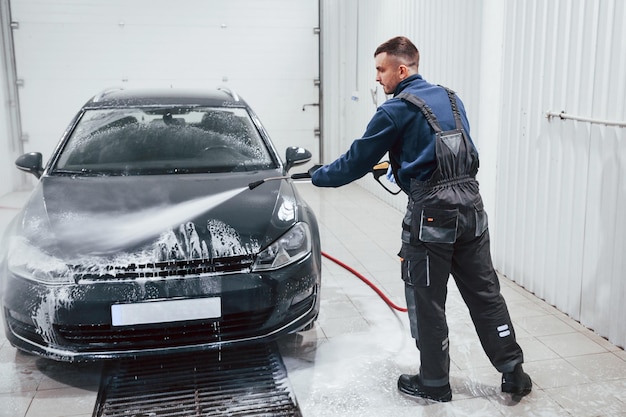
[310,36,532,402]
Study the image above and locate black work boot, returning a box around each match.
[501,363,532,396]
[397,374,452,402]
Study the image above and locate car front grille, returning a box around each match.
[55,308,273,351]
[73,255,255,281]
[7,291,317,356]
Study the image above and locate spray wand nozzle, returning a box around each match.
[248,172,312,190]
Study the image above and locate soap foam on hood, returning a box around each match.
[50,187,248,254]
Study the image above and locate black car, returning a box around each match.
[1,87,321,362]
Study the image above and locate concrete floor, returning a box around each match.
[1,183,625,417]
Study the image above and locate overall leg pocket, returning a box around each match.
[474,200,489,237]
[415,207,459,244]
[401,244,430,287]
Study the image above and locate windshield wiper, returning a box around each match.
[53,169,86,175]
[53,168,108,176]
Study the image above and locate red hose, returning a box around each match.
[321,251,408,313]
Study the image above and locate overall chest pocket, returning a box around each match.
[416,207,459,244]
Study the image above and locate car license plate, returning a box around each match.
[111,297,221,326]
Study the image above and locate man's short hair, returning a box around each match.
[374,36,420,68]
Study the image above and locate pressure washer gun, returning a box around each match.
[249,161,401,195]
[371,161,402,195]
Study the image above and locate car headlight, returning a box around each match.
[7,236,74,285]
[252,222,311,271]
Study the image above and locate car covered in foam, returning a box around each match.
[0,87,321,361]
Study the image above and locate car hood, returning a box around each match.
[15,172,300,263]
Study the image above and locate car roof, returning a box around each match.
[83,87,248,109]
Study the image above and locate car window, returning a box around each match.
[54,107,278,175]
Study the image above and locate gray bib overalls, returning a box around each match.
[398,89,524,387]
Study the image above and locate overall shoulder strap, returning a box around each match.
[396,92,443,133]
[439,86,464,131]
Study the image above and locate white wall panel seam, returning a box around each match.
[579,0,602,328]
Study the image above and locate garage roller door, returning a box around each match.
[9,0,320,174]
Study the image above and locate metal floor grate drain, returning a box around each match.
[93,343,301,417]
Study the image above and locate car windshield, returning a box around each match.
[53,107,278,175]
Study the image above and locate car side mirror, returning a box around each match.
[15,152,44,179]
[284,146,312,172]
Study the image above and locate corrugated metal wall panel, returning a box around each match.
[496,0,626,348]
[322,0,625,348]
[605,0,626,346]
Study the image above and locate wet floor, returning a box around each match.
[1,183,626,416]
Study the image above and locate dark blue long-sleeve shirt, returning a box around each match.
[311,74,476,192]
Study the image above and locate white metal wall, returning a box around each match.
[321,0,626,348]
[495,0,626,348]
[0,26,12,197]
[0,0,23,196]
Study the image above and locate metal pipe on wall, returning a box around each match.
[0,0,29,193]
[317,0,324,164]
[0,0,23,155]
[545,110,626,128]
